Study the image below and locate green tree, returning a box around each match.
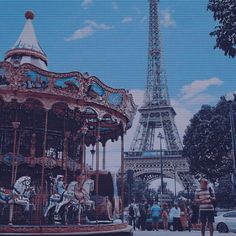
[215,176,236,208]
[183,97,234,183]
[208,0,236,57]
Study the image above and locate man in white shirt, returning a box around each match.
[170,203,181,231]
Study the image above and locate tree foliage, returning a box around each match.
[215,176,236,208]
[208,0,236,57]
[183,97,235,183]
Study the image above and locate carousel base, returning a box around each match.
[0,223,133,236]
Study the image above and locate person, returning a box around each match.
[191,200,200,231]
[170,203,181,231]
[134,203,141,230]
[139,200,147,231]
[195,178,215,236]
[161,202,169,231]
[55,175,65,197]
[151,201,161,231]
[128,200,136,230]
[180,203,188,231]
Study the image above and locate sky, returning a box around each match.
[0,0,235,190]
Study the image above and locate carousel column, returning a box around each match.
[90,146,95,170]
[40,110,48,193]
[102,143,106,170]
[95,119,100,223]
[63,131,71,184]
[120,133,125,223]
[9,121,20,225]
[81,125,88,174]
[30,133,36,162]
[11,121,20,186]
[39,110,48,225]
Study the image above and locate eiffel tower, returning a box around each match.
[125,0,194,190]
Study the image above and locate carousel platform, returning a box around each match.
[0,223,133,236]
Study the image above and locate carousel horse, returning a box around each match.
[44,177,95,223]
[0,176,35,224]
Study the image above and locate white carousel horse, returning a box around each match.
[0,176,35,224]
[44,178,95,223]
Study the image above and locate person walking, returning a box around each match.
[161,202,169,231]
[195,178,215,236]
[139,200,147,231]
[170,203,181,231]
[128,200,136,230]
[151,201,161,231]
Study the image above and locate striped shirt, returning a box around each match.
[195,187,215,211]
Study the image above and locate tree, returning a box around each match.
[208,0,236,57]
[183,97,234,183]
[215,176,236,208]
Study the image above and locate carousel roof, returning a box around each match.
[0,11,137,145]
[5,11,48,71]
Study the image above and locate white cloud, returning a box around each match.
[81,0,93,9]
[181,77,223,100]
[122,17,133,24]
[65,20,112,41]
[112,2,119,11]
[160,9,176,28]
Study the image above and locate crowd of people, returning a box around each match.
[127,178,216,236]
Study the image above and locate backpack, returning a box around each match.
[209,187,217,209]
[129,205,134,216]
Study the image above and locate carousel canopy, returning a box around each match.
[5,11,48,70]
[0,11,137,146]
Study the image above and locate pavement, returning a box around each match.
[133,230,236,236]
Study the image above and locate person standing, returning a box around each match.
[151,201,161,231]
[139,200,147,231]
[195,178,215,236]
[161,202,169,231]
[128,200,136,230]
[170,203,181,231]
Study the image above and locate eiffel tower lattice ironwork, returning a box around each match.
[125,0,194,189]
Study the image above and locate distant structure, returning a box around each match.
[125,0,193,190]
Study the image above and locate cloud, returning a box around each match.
[181,77,223,100]
[122,17,133,24]
[81,0,93,9]
[112,2,119,11]
[160,9,176,28]
[65,20,112,41]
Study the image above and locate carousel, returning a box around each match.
[0,11,136,235]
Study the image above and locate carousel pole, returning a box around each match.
[9,121,20,225]
[13,129,24,184]
[63,131,70,185]
[39,110,48,225]
[81,124,88,174]
[90,146,95,170]
[11,122,20,186]
[102,143,106,170]
[120,133,125,223]
[40,110,48,193]
[95,119,100,224]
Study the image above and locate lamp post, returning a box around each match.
[226,97,236,185]
[90,146,95,170]
[157,132,164,205]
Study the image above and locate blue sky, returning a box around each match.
[0,0,235,181]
